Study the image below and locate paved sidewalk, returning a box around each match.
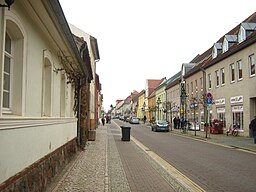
[47,124,187,192]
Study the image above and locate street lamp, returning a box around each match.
[0,0,15,10]
[157,97,161,120]
[142,102,146,123]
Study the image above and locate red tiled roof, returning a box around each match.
[148,77,166,96]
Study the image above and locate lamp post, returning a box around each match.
[143,102,146,123]
[190,97,198,136]
[157,97,161,120]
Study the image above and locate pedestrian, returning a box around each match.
[180,116,184,129]
[177,116,180,129]
[249,116,256,143]
[101,117,105,126]
[144,115,147,124]
[173,117,177,129]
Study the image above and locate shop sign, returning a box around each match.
[215,98,225,106]
[231,105,243,112]
[217,108,225,113]
[230,96,243,104]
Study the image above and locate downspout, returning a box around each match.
[77,78,82,148]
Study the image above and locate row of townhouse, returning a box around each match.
[0,0,102,191]
[113,12,256,137]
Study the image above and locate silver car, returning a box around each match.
[151,120,169,132]
[129,117,140,124]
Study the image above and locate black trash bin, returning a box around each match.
[121,126,131,141]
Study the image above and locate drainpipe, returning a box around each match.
[77,78,82,148]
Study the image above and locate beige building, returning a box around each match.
[183,13,256,136]
[0,1,96,190]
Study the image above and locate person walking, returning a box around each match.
[101,116,105,126]
[143,115,147,124]
[173,117,177,129]
[249,116,256,143]
[177,116,180,129]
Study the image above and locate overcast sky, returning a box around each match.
[59,0,256,111]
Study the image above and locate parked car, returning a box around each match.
[189,121,200,130]
[129,117,139,124]
[151,120,169,132]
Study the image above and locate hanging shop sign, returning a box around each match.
[230,95,243,104]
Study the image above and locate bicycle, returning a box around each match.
[226,124,239,136]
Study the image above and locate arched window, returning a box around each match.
[1,16,25,116]
[42,57,52,117]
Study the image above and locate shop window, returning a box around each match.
[232,106,244,130]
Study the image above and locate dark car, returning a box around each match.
[151,120,169,132]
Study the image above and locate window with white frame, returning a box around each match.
[221,68,225,85]
[208,73,212,89]
[238,27,246,43]
[222,38,228,53]
[3,33,12,110]
[215,70,219,87]
[237,60,243,80]
[249,54,255,77]
[43,58,52,116]
[60,73,66,117]
[230,63,235,82]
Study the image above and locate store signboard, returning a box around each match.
[217,108,225,113]
[231,105,243,112]
[215,98,225,106]
[230,96,243,104]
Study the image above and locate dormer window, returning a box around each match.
[222,35,237,53]
[212,43,222,59]
[238,23,256,43]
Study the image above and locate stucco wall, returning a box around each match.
[0,119,77,184]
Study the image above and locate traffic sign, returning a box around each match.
[207,92,213,98]
[206,98,212,105]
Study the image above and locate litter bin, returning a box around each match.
[120,126,131,141]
